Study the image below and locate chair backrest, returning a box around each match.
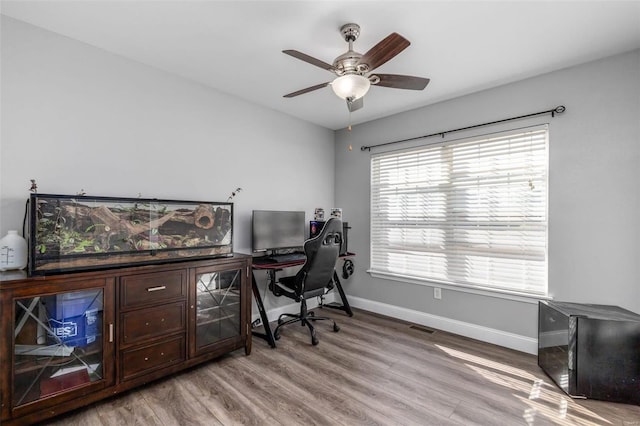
[294,218,342,298]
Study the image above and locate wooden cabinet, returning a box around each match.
[0,254,251,425]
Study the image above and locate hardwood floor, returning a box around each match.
[43,308,640,425]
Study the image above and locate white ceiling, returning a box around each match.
[2,1,640,130]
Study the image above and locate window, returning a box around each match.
[370,126,548,296]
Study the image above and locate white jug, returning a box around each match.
[0,230,28,271]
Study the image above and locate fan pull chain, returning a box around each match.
[348,110,352,132]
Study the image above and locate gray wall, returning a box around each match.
[0,16,335,314]
[335,49,640,345]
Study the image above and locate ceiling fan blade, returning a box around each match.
[283,82,330,98]
[357,33,410,71]
[283,50,337,72]
[373,74,430,90]
[347,97,364,112]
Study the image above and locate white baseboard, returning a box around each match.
[348,296,538,355]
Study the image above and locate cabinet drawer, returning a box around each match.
[121,335,185,381]
[121,302,186,345]
[120,270,187,309]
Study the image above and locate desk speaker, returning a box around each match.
[310,221,349,255]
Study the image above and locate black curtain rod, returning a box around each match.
[360,105,566,152]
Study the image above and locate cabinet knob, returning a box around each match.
[144,357,149,361]
[145,322,149,326]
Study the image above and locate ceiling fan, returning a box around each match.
[282,23,430,113]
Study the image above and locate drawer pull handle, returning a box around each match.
[109,323,114,343]
[147,285,166,292]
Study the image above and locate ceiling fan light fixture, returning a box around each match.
[331,74,370,100]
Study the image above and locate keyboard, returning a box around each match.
[270,253,306,263]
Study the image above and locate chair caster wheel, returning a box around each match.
[274,332,281,340]
[333,324,340,332]
[312,337,319,346]
[309,311,315,317]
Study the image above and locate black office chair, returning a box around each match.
[272,218,342,345]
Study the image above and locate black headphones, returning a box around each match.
[342,259,354,279]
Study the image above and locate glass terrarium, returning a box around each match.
[29,194,233,275]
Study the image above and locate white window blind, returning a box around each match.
[370,126,548,296]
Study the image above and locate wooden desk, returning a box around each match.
[251,253,355,348]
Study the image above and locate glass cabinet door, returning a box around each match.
[195,268,241,351]
[13,288,105,407]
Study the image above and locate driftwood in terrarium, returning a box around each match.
[61,204,91,219]
[89,205,177,237]
[157,221,196,240]
[59,204,93,231]
[89,205,227,247]
[167,210,196,225]
[193,204,215,229]
[166,207,215,229]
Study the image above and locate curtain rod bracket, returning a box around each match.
[360,105,566,152]
[552,105,566,117]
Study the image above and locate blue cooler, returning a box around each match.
[43,290,103,347]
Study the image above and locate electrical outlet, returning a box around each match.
[434,287,442,300]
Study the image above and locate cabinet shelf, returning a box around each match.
[196,313,238,327]
[14,344,103,376]
[197,300,240,314]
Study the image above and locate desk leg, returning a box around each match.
[322,271,354,317]
[251,271,277,348]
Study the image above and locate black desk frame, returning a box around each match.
[251,255,354,348]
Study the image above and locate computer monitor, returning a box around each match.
[251,210,305,253]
